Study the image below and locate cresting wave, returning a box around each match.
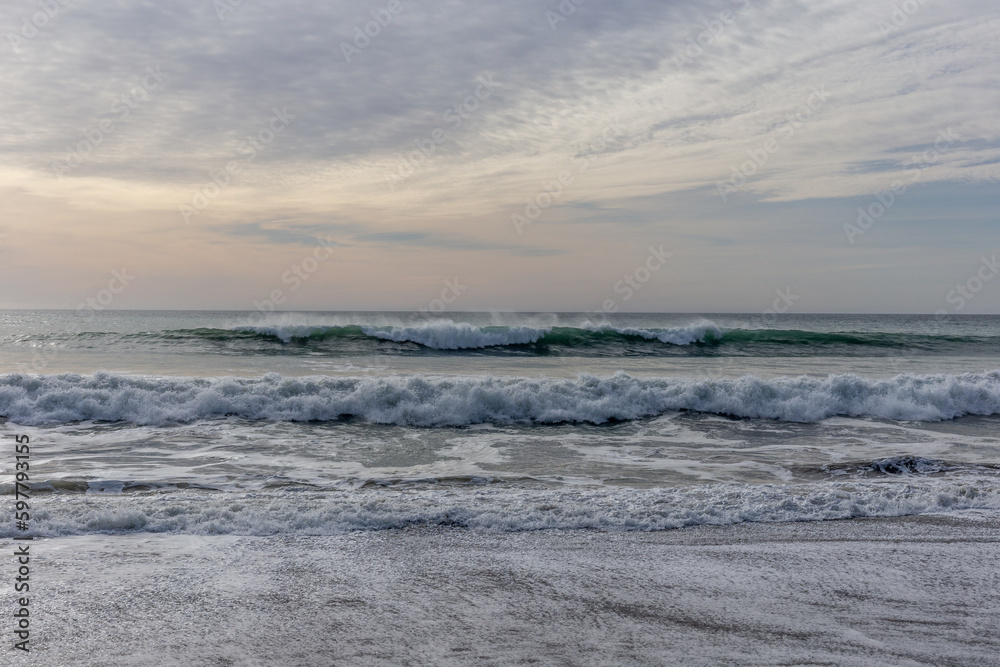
[2,478,998,536]
[229,321,723,349]
[3,370,1000,426]
[585,321,721,345]
[362,322,548,349]
[34,321,999,356]
[221,320,960,350]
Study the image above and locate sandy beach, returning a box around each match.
[6,0,1000,662]
[7,512,999,666]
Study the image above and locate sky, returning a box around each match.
[1,0,998,314]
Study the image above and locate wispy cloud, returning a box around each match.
[1,0,998,310]
[213,220,563,256]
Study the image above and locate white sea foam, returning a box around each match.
[361,322,548,349]
[3,370,1000,426]
[233,324,337,343]
[229,319,722,349]
[587,320,722,345]
[4,477,999,537]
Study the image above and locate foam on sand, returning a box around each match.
[12,514,1000,665]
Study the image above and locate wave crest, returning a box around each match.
[230,324,356,343]
[227,320,721,349]
[361,322,549,349]
[587,321,722,345]
[3,370,1000,426]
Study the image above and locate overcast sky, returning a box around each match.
[1,0,998,313]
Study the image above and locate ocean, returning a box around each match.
[3,310,1000,538]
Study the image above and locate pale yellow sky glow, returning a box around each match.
[1,0,998,313]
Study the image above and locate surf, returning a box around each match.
[4,369,1000,426]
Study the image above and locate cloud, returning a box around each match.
[3,0,997,200]
[1,0,998,310]
[212,218,563,256]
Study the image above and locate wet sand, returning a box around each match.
[8,512,1000,666]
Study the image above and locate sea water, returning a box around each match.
[2,310,999,535]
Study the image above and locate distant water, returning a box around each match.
[2,310,1000,536]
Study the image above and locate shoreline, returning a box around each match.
[6,511,1000,665]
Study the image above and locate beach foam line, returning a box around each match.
[3,476,999,536]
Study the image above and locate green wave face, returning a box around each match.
[32,324,1000,358]
[185,326,371,342]
[714,329,980,349]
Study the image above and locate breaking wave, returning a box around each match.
[227,320,723,350]
[26,319,999,358]
[3,370,1000,426]
[360,322,549,349]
